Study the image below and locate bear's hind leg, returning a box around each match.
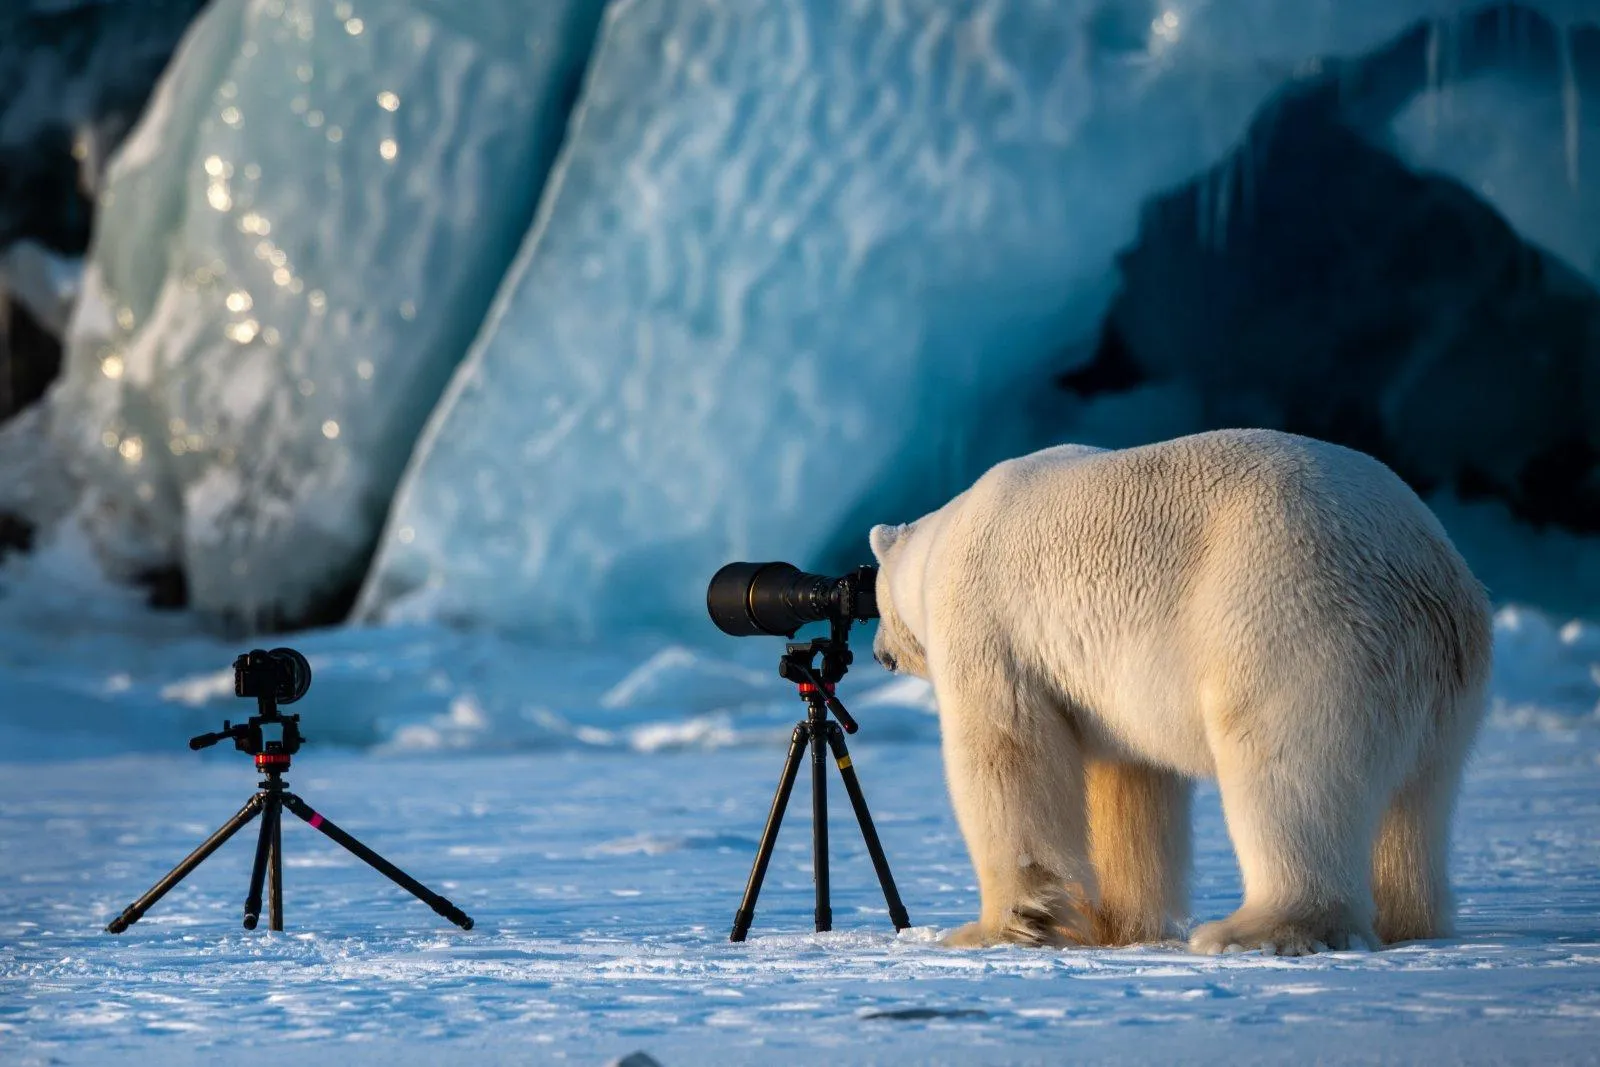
[1085,759,1192,945]
[937,675,1094,948]
[1372,738,1468,944]
[1191,739,1382,956]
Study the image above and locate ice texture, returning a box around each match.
[1382,5,1600,281]
[0,0,207,252]
[39,0,604,625]
[358,0,1513,635]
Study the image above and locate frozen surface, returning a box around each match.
[35,0,602,624]
[0,526,940,761]
[1,524,1594,761]
[1,538,1599,1062]
[360,0,1525,635]
[2,730,1599,1064]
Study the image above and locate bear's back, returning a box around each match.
[967,428,1437,551]
[944,428,1481,671]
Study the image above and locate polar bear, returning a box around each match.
[869,429,1490,955]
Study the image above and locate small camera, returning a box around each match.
[232,647,312,705]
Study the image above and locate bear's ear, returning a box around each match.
[869,523,905,560]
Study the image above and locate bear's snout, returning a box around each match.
[875,649,898,673]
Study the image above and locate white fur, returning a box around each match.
[869,429,1491,954]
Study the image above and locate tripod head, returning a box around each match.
[777,613,861,733]
[189,648,311,774]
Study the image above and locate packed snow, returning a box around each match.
[2,529,1600,1063]
[2,660,1599,1064]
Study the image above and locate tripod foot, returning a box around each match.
[731,724,809,943]
[105,793,266,934]
[432,901,475,931]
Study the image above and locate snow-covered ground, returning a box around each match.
[3,725,1599,1064]
[2,541,1599,1064]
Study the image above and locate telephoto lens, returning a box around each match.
[266,647,312,703]
[706,562,878,637]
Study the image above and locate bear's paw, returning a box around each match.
[1189,908,1377,957]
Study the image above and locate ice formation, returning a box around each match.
[0,0,207,252]
[38,0,603,624]
[1383,5,1600,283]
[1063,2,1600,615]
[359,0,1513,635]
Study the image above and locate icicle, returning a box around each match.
[1441,11,1459,124]
[1213,153,1233,253]
[1425,16,1441,147]
[1238,137,1256,234]
[1559,22,1580,192]
[1195,168,1211,251]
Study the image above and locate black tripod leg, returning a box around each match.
[243,798,274,929]
[811,721,831,933]
[106,794,265,933]
[267,794,284,931]
[825,724,911,931]
[278,793,474,930]
[730,724,808,942]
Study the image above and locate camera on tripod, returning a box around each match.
[705,559,909,942]
[233,646,311,704]
[107,645,474,935]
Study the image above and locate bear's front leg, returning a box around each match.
[936,672,1095,948]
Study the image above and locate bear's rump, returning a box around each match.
[982,438,1484,781]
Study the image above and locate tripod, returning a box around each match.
[106,650,473,934]
[730,618,911,941]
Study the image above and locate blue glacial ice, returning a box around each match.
[357,0,1546,636]
[34,0,603,624]
[1381,5,1600,281]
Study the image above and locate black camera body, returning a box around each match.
[706,562,878,638]
[189,647,313,761]
[233,647,312,705]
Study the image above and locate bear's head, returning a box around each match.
[869,522,928,678]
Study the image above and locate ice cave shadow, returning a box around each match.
[1055,0,1600,614]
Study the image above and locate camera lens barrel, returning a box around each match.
[706,561,878,638]
[267,647,312,704]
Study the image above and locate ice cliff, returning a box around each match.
[360,0,1572,635]
[27,0,604,626]
[5,0,1596,636]
[0,0,208,253]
